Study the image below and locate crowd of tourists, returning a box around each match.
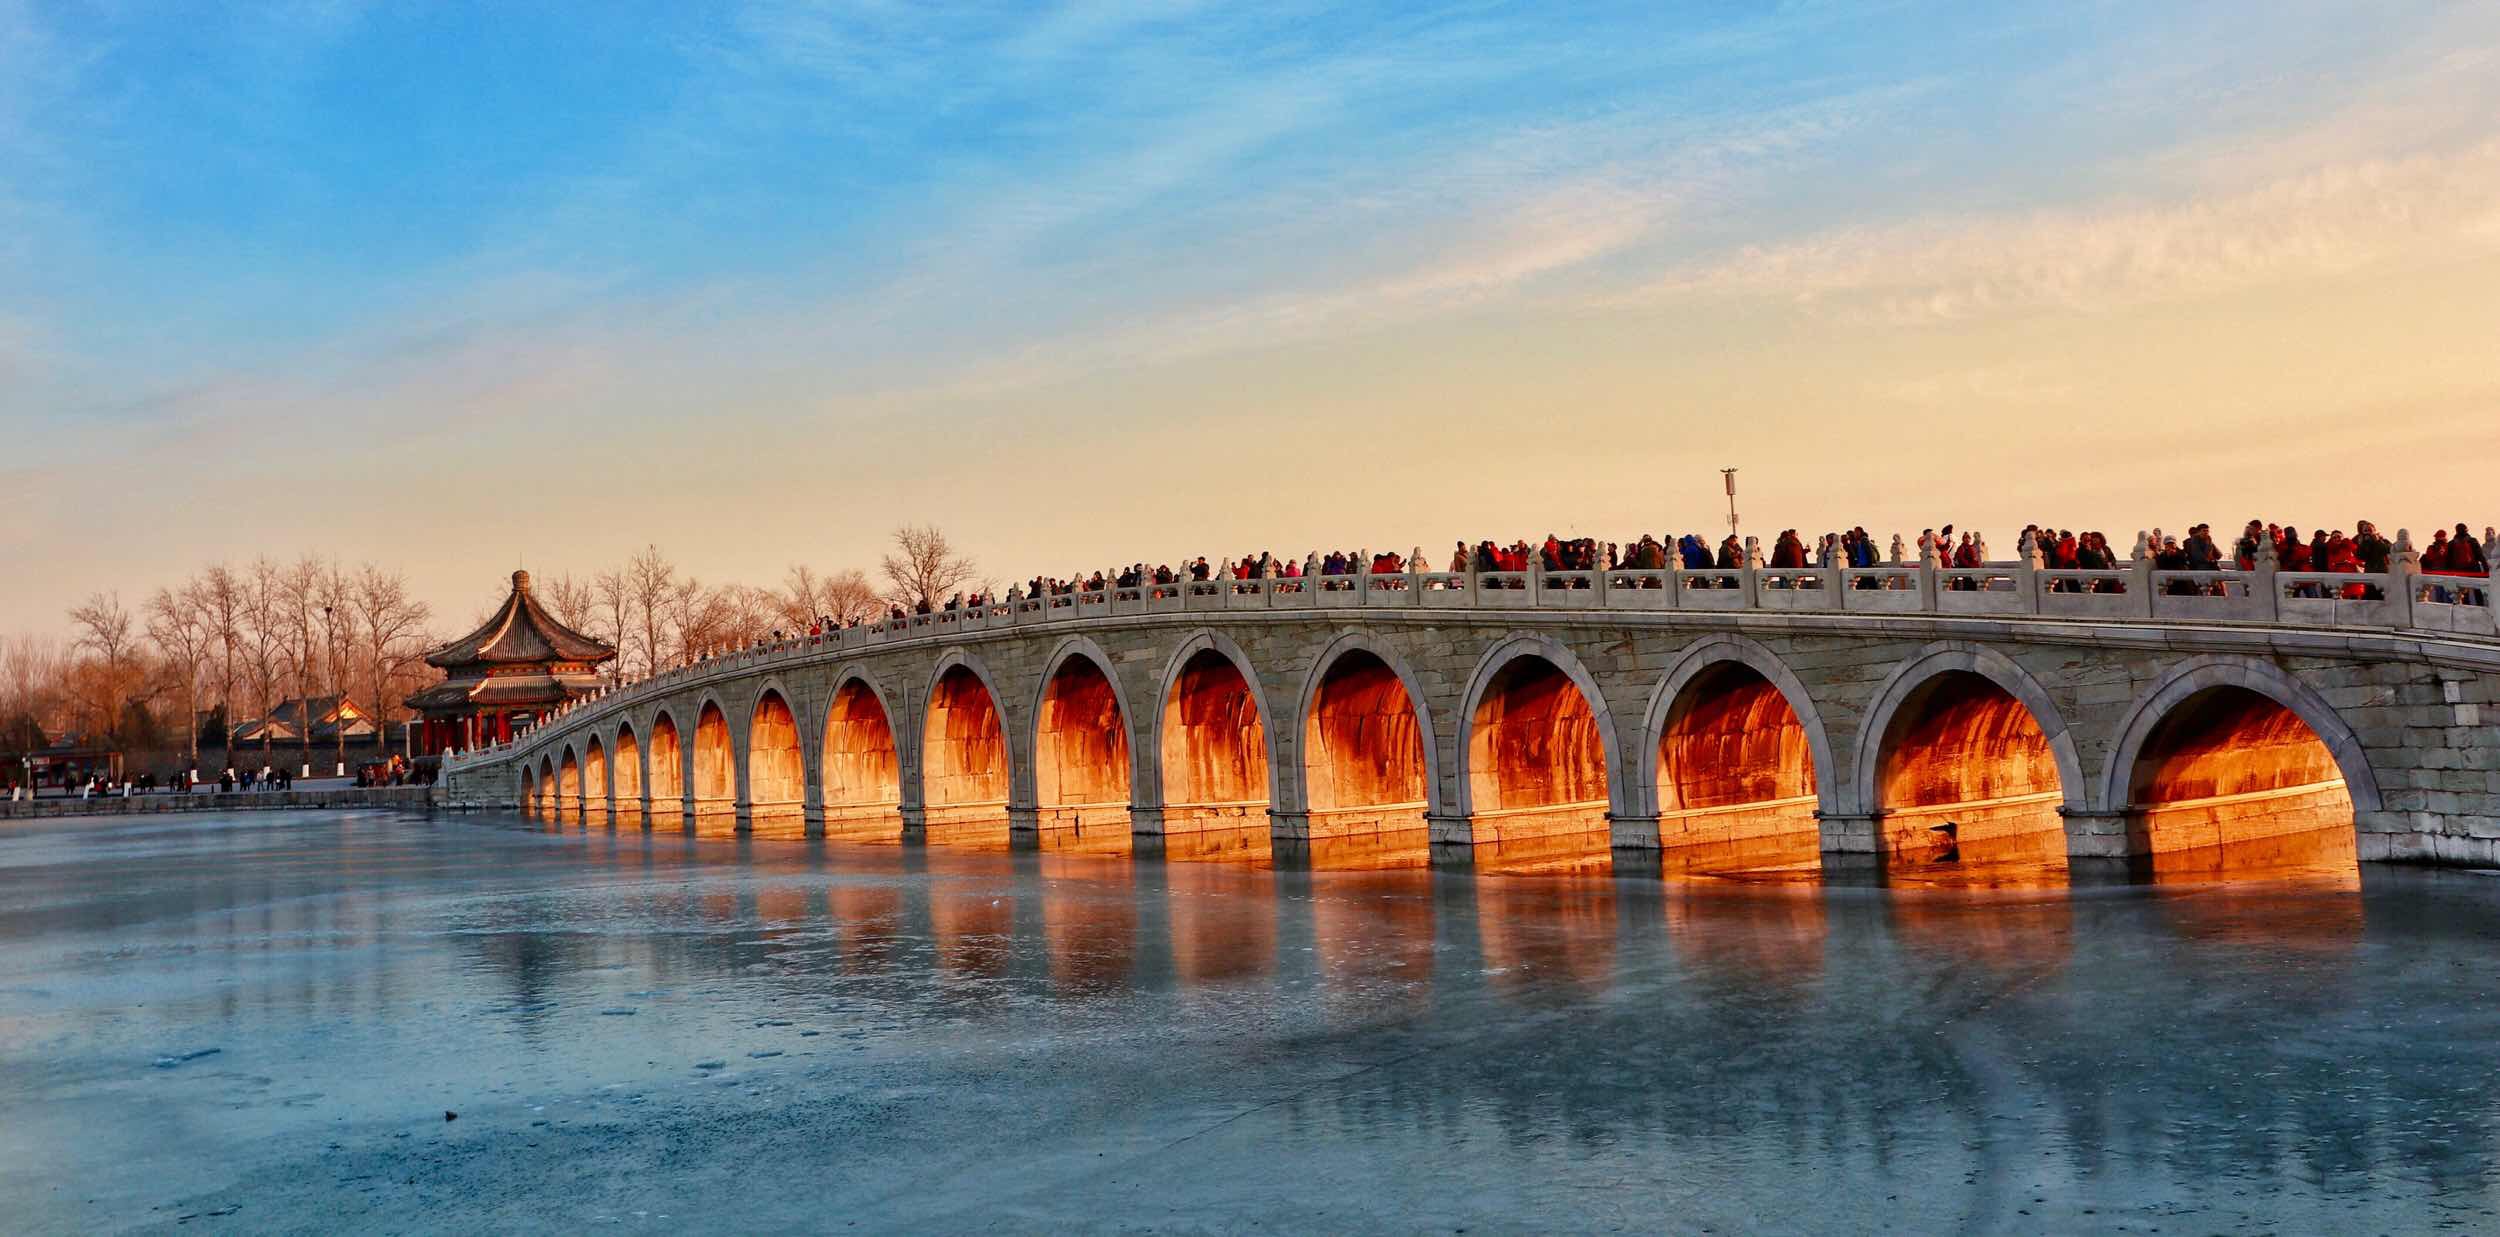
[697,519,2499,664]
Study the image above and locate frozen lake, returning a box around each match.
[4,809,2498,1233]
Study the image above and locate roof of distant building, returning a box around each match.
[426,570,615,671]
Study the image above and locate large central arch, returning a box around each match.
[1459,638,1616,843]
[1298,636,1435,839]
[1646,638,1827,872]
[2103,657,2371,878]
[822,674,903,836]
[922,656,1011,831]
[1157,634,1273,834]
[692,699,735,834]
[746,687,804,837]
[1857,645,2078,873]
[1032,642,1132,829]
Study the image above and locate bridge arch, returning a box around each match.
[1642,635,1832,860]
[1030,636,1137,826]
[1154,630,1277,832]
[584,736,610,824]
[744,680,806,831]
[1456,635,1623,840]
[691,694,736,830]
[1296,632,1439,835]
[1853,643,2083,865]
[921,649,1014,827]
[613,721,643,824]
[520,763,539,820]
[821,667,905,832]
[2101,656,2376,866]
[557,746,581,824]
[537,755,557,821]
[646,708,685,819]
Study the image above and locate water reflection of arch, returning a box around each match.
[821,665,906,836]
[1153,629,1277,834]
[1029,635,1137,829]
[1162,850,1277,987]
[1455,634,1623,843]
[1641,635,1834,870]
[1294,632,1441,837]
[2101,656,2374,876]
[920,649,1016,833]
[1474,873,1618,1001]
[1854,643,2082,872]
[1305,867,1438,1018]
[1887,888,2075,975]
[1660,885,1829,994]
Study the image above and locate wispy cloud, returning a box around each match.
[1648,139,2500,324]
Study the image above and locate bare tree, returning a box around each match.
[881,524,975,612]
[68,593,137,670]
[0,634,64,766]
[314,564,357,772]
[824,568,881,625]
[146,586,215,768]
[775,565,827,631]
[278,557,329,773]
[194,566,245,752]
[65,593,146,744]
[624,545,675,675]
[353,565,432,759]
[592,567,631,681]
[540,572,596,631]
[239,559,291,759]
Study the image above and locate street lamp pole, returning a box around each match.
[1721,468,1740,542]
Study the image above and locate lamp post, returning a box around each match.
[1721,468,1740,541]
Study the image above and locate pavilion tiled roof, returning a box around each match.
[425,570,616,671]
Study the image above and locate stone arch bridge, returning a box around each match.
[444,554,2500,870]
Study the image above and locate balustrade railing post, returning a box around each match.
[2016,532,2042,614]
[1527,564,1544,608]
[1917,537,1940,611]
[1662,559,1682,608]
[2389,530,2419,629]
[2129,532,2155,617]
[2253,537,2280,623]
[1741,536,1763,608]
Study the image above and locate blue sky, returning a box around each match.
[5,2,2498,630]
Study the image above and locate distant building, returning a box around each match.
[228,695,378,746]
[405,570,615,757]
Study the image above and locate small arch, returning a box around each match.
[746,688,805,834]
[584,736,610,823]
[1033,641,1133,827]
[613,722,644,825]
[537,756,557,821]
[557,747,581,824]
[520,764,539,819]
[1457,637,1619,842]
[923,654,1011,829]
[1298,634,1437,837]
[647,710,684,807]
[1646,638,1827,866]
[1855,644,2079,868]
[692,698,735,832]
[1157,633,1274,833]
[822,672,903,834]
